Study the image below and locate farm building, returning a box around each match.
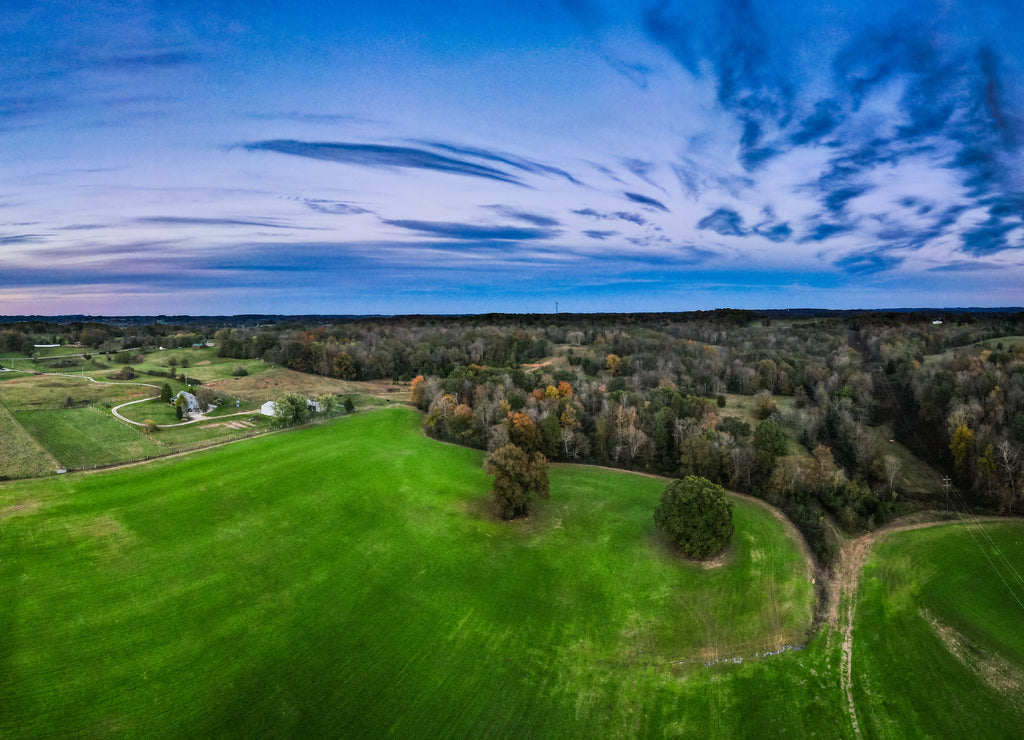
[175,391,200,413]
[260,398,321,416]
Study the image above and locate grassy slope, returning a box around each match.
[0,407,833,737]
[853,522,1024,738]
[12,407,164,468]
[0,403,57,479]
[0,375,153,410]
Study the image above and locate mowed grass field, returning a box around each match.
[0,403,57,479]
[12,407,165,468]
[853,522,1024,737]
[0,407,845,737]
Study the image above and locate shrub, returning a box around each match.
[654,475,734,559]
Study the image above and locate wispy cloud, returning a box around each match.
[382,219,560,241]
[624,191,670,212]
[136,216,308,229]
[243,140,527,185]
[698,208,747,237]
[483,205,561,227]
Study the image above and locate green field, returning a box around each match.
[12,407,165,469]
[6,406,1022,736]
[0,375,155,410]
[0,407,841,737]
[853,522,1024,737]
[0,404,56,479]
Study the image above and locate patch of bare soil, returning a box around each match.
[202,419,255,430]
[0,499,42,523]
[922,607,1024,704]
[194,360,211,366]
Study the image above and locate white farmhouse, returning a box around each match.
[175,391,200,413]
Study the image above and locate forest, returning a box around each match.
[4,309,1023,563]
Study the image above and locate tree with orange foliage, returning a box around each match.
[508,411,542,453]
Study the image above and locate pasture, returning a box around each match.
[0,403,57,479]
[0,374,154,410]
[853,521,1024,737]
[12,407,165,469]
[0,407,835,737]
[5,405,1022,736]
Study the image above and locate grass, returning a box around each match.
[0,407,835,737]
[0,403,57,479]
[0,374,155,410]
[154,414,275,446]
[865,423,945,500]
[12,407,165,469]
[852,522,1024,737]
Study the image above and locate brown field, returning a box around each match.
[203,366,410,403]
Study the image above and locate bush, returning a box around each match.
[654,475,734,559]
[232,364,248,377]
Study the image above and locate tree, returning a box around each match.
[950,424,974,473]
[483,443,549,520]
[754,420,788,458]
[195,386,216,411]
[344,396,355,414]
[317,394,338,414]
[159,383,173,404]
[654,475,734,559]
[274,394,311,426]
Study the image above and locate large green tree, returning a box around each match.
[653,475,734,559]
[484,443,549,520]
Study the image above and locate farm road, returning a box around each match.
[110,396,259,428]
[34,371,254,428]
[827,512,1017,736]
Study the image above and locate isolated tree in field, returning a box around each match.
[484,443,549,520]
[654,475,734,559]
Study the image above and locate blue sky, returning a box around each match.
[2,0,1022,315]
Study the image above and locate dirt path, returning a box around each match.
[827,512,1016,736]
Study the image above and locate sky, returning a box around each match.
[2,0,1023,315]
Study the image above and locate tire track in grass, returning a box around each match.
[828,513,1019,737]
